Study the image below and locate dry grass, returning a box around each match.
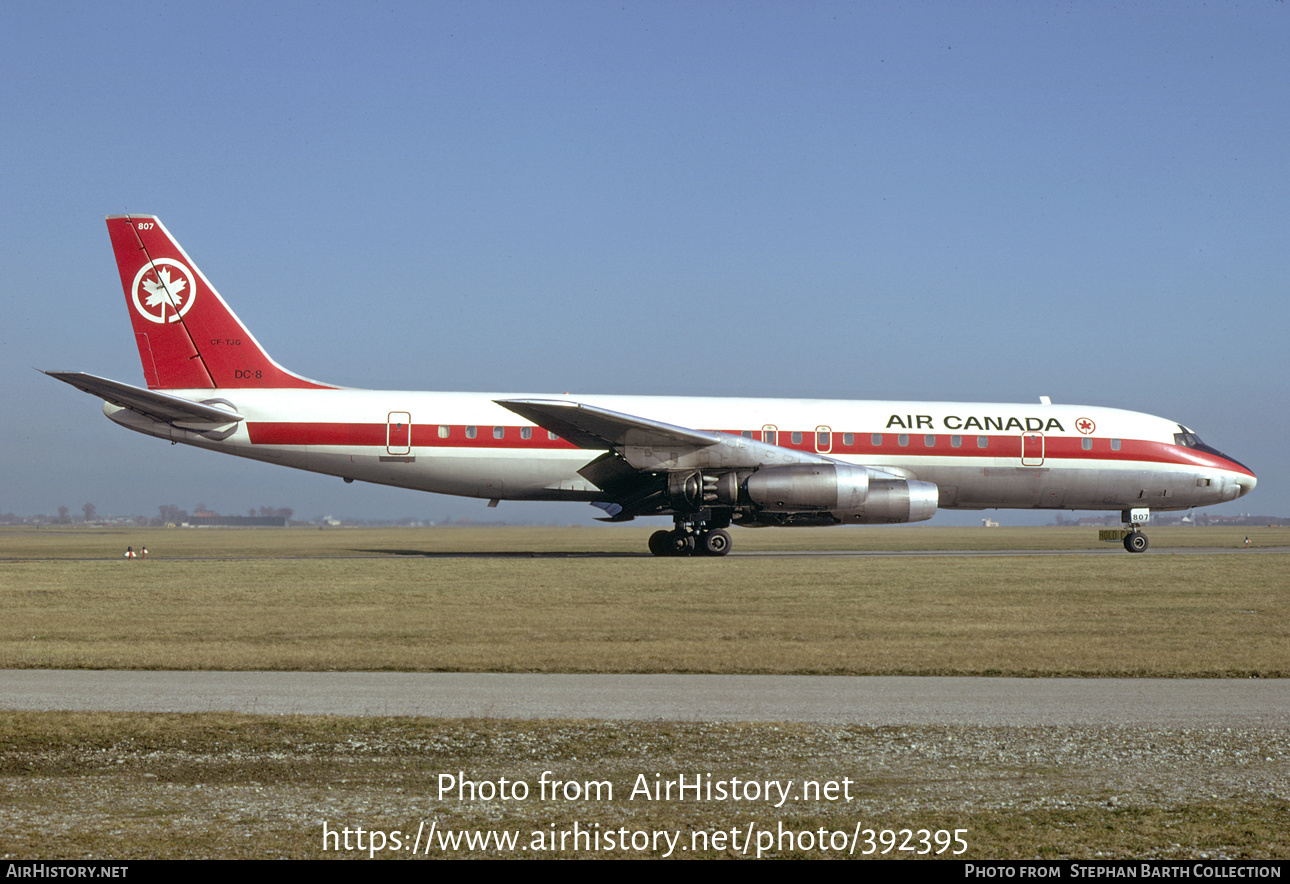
[1,712,1285,860]
[1,528,1285,675]
[1,524,1285,559]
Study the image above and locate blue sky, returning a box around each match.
[2,1,1286,525]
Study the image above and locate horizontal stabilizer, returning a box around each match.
[44,371,243,426]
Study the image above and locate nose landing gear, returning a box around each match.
[1121,508,1151,553]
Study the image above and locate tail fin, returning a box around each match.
[106,214,332,390]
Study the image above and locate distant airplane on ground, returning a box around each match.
[47,215,1256,555]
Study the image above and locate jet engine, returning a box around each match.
[667,464,938,524]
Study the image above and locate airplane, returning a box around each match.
[46,214,1256,556]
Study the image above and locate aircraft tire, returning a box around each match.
[669,530,696,556]
[1124,532,1149,553]
[699,529,732,557]
[648,530,673,557]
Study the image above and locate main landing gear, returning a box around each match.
[648,514,733,557]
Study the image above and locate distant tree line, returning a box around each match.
[0,503,295,526]
[158,504,293,525]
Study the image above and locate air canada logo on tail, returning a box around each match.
[131,258,197,324]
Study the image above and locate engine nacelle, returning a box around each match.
[668,464,939,525]
[743,464,871,512]
[743,465,938,524]
[842,477,939,524]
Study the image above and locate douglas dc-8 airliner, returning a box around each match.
[47,215,1256,555]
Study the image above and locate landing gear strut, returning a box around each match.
[648,513,733,557]
[1121,508,1150,553]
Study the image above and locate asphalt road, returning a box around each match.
[3,671,1286,727]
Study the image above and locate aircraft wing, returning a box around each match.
[495,397,834,474]
[495,399,723,450]
[44,371,244,427]
[496,398,919,523]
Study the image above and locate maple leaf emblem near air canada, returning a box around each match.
[131,259,197,324]
[1076,417,1096,435]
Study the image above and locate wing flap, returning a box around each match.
[44,371,243,427]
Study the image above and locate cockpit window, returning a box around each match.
[1173,427,1253,473]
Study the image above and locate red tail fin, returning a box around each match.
[106,215,332,390]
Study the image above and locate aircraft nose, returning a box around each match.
[1235,473,1257,498]
[1219,471,1256,502]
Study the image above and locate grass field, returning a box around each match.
[2,523,1285,558]
[1,526,1285,675]
[1,526,1286,860]
[1,713,1285,860]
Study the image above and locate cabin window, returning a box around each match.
[924,434,935,447]
[791,431,803,445]
[843,432,854,446]
[898,434,909,447]
[1081,437,1092,451]
[465,426,477,439]
[871,433,882,446]
[521,427,532,440]
[548,431,558,441]
[763,429,776,445]
[741,430,753,439]
[493,426,504,439]
[1111,438,1121,451]
[817,430,830,448]
[950,435,962,448]
[437,425,449,439]
[977,436,988,448]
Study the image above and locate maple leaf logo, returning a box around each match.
[141,268,187,310]
[129,259,197,324]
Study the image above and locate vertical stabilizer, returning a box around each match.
[106,215,332,390]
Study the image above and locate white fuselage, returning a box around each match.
[104,388,1256,514]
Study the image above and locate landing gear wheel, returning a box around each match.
[1124,532,1149,553]
[648,530,673,557]
[668,530,695,556]
[647,530,694,556]
[698,528,732,556]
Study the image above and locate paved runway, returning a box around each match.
[3,671,1286,727]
